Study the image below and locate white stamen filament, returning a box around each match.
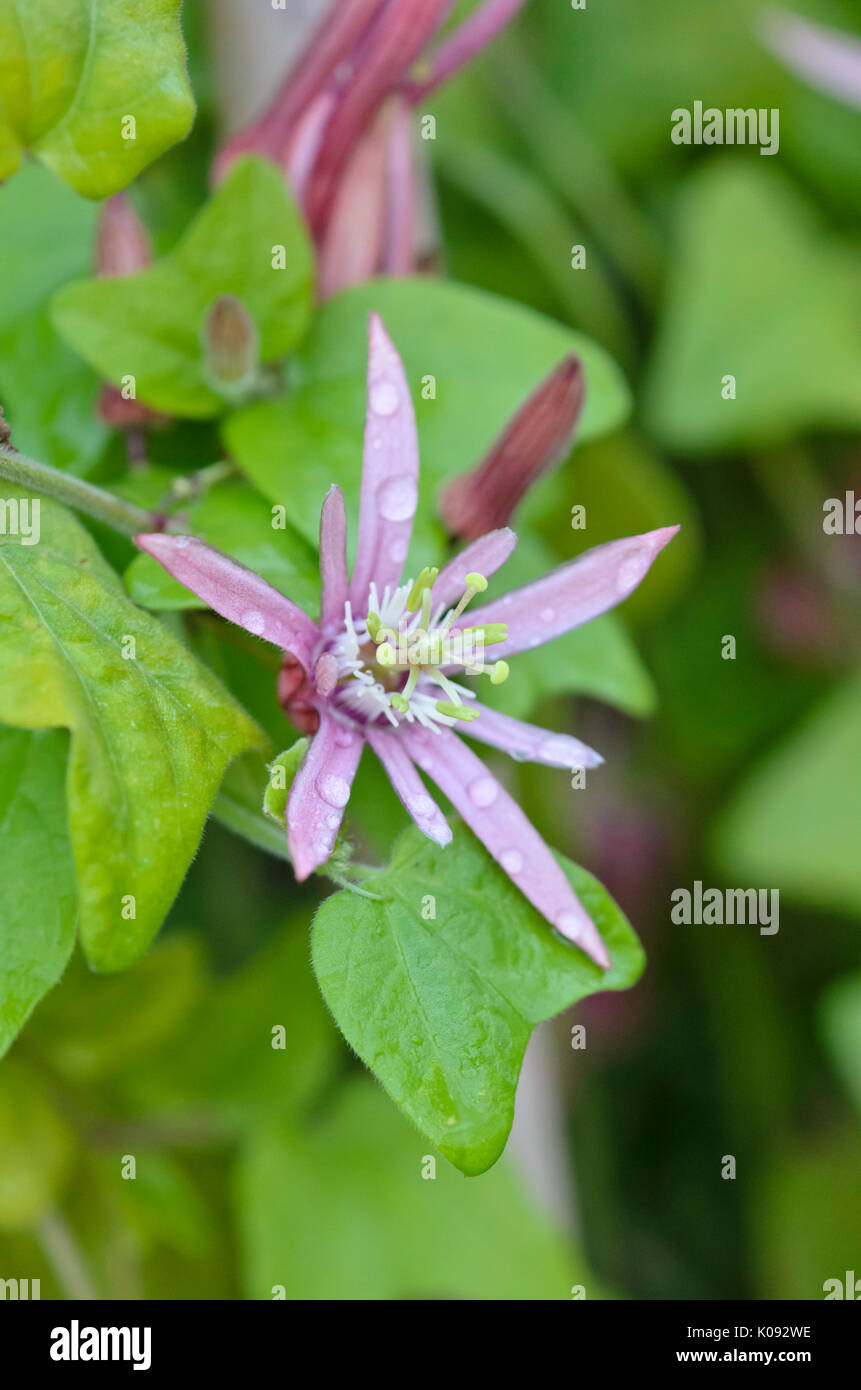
[322,572,506,731]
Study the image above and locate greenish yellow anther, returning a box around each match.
[377,642,396,666]
[406,567,438,612]
[465,572,488,593]
[366,612,382,641]
[390,693,409,713]
[435,700,480,722]
[462,622,507,646]
[490,660,509,685]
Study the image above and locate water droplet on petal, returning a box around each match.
[333,728,356,748]
[326,813,340,830]
[376,473,417,523]
[317,774,350,808]
[241,609,266,635]
[556,911,583,942]
[370,379,400,416]
[538,738,572,765]
[408,794,435,819]
[540,607,555,623]
[500,848,523,874]
[174,535,191,549]
[468,776,498,808]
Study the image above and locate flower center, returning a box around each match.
[321,568,509,731]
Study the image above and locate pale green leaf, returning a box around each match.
[0,493,263,970]
[645,163,861,450]
[0,0,195,198]
[52,157,314,417]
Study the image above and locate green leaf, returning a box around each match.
[753,1129,861,1299]
[26,936,204,1082]
[0,1060,74,1230]
[820,973,861,1116]
[122,477,320,614]
[311,820,644,1175]
[124,921,338,1126]
[0,0,195,198]
[0,162,106,474]
[263,741,310,824]
[0,728,77,1058]
[645,162,861,451]
[91,1150,216,1264]
[237,1077,588,1299]
[52,157,314,418]
[0,493,263,970]
[224,276,631,561]
[712,670,861,917]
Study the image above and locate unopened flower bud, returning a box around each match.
[202,294,260,401]
[95,193,153,278]
[93,195,168,435]
[440,355,586,541]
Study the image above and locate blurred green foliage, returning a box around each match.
[1,0,859,1299]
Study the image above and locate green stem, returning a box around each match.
[0,443,160,536]
[35,1210,100,1301]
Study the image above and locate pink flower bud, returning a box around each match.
[439,355,585,540]
[94,194,153,278]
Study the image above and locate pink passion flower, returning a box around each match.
[136,316,678,971]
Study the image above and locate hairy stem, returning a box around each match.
[0,444,159,537]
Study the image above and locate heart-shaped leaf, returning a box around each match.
[0,492,262,971]
[645,162,861,451]
[52,157,314,418]
[224,276,631,560]
[0,0,195,198]
[0,728,77,1058]
[311,820,644,1175]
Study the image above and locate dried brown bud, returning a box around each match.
[202,294,260,399]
